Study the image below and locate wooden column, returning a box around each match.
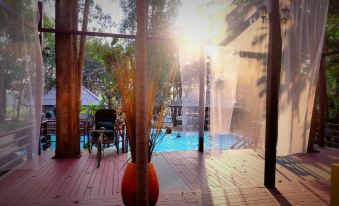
[264,0,282,189]
[307,79,320,152]
[38,1,43,48]
[318,56,327,147]
[55,0,80,158]
[308,54,326,151]
[198,47,206,152]
[36,1,44,157]
[0,68,6,123]
[136,0,148,205]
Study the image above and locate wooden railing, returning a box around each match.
[40,120,90,150]
[324,123,339,148]
[0,125,34,174]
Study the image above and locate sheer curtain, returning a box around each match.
[277,0,329,155]
[0,0,44,172]
[177,0,328,154]
[178,0,268,150]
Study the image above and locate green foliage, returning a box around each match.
[120,0,181,35]
[325,0,339,123]
[0,0,37,122]
[42,0,117,93]
[85,39,134,109]
[80,100,105,122]
[42,15,56,92]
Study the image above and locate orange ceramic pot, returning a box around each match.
[121,162,159,206]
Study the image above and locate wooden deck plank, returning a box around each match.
[2,154,58,202]
[0,147,336,206]
[104,157,115,196]
[58,152,92,198]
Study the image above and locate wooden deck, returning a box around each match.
[0,147,337,206]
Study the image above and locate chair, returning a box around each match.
[88,109,117,156]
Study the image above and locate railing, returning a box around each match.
[40,120,90,150]
[324,123,339,148]
[0,125,34,174]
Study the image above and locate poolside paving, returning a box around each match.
[0,147,337,205]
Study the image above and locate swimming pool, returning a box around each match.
[48,131,237,152]
[154,131,237,152]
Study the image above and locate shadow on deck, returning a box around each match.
[0,147,337,206]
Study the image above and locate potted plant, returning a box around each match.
[115,52,177,206]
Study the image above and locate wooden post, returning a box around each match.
[0,69,7,123]
[198,46,206,152]
[308,54,326,151]
[307,80,319,152]
[318,56,327,147]
[136,0,148,205]
[37,1,44,156]
[38,1,43,48]
[55,0,80,158]
[264,0,282,189]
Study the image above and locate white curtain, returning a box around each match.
[0,0,44,172]
[277,0,329,155]
[177,0,328,154]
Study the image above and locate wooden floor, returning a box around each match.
[0,147,337,206]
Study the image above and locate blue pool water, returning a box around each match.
[154,132,237,152]
[48,131,237,152]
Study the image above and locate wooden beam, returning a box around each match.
[135,0,148,205]
[39,27,174,41]
[39,27,136,39]
[264,0,282,189]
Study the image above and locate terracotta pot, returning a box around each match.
[121,162,159,206]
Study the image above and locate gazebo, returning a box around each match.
[42,86,102,111]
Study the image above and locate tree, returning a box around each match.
[86,39,134,109]
[42,0,116,92]
[42,15,56,92]
[120,0,181,104]
[325,0,339,123]
[0,0,37,122]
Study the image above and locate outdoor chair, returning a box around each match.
[88,109,118,165]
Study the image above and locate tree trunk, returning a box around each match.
[264,0,282,189]
[77,0,90,104]
[16,84,23,120]
[0,70,7,123]
[108,95,112,109]
[136,0,148,205]
[55,0,80,158]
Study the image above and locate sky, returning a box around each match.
[43,0,123,33]
[42,0,227,47]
